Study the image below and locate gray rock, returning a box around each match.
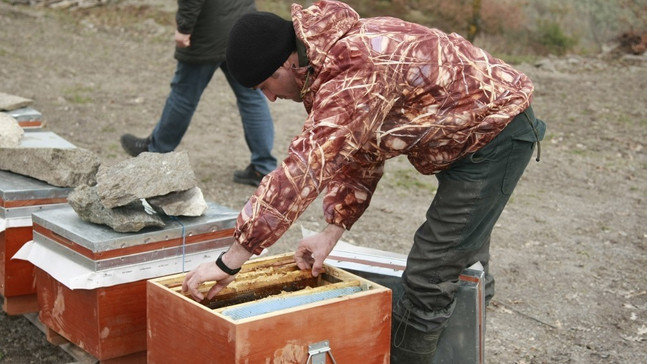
[96,151,197,208]
[147,186,208,217]
[0,147,100,187]
[68,184,165,233]
[0,92,33,111]
[0,113,24,147]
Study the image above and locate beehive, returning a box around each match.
[0,157,70,315]
[5,106,44,129]
[323,240,486,364]
[28,203,237,362]
[147,253,392,364]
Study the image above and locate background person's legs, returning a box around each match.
[148,61,218,153]
[120,61,218,156]
[221,62,276,185]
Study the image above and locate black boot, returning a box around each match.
[233,164,266,186]
[391,315,442,364]
[120,134,151,157]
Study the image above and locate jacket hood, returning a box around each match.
[291,1,360,69]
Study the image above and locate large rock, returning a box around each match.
[68,184,165,233]
[0,113,24,147]
[0,92,33,111]
[0,147,100,187]
[147,186,208,217]
[96,151,197,208]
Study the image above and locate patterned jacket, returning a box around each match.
[235,0,534,254]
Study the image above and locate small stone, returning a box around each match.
[147,186,208,217]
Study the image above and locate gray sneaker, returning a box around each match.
[120,134,151,157]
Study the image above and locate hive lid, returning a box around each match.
[4,106,42,122]
[32,202,237,253]
[0,170,71,220]
[17,131,76,149]
[16,202,239,289]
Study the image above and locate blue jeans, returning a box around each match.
[150,61,276,174]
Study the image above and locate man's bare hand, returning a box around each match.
[182,261,235,301]
[294,224,344,276]
[175,30,191,48]
[181,244,253,301]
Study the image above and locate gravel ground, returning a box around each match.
[1,2,646,363]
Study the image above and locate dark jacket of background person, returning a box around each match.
[175,0,256,63]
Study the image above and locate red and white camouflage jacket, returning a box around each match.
[234,0,534,254]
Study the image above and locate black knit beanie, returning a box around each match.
[227,12,296,88]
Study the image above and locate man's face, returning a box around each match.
[255,67,302,103]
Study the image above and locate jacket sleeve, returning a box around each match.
[176,0,206,34]
[234,58,397,254]
[323,159,384,230]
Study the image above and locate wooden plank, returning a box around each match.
[2,293,38,315]
[23,312,98,363]
[212,279,361,315]
[45,325,69,346]
[163,260,307,292]
[25,311,146,363]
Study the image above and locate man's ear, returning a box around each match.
[283,51,299,69]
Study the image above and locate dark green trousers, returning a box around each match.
[394,106,546,333]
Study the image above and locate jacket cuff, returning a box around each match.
[175,17,193,35]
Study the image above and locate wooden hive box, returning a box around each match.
[21,203,238,363]
[34,268,149,363]
[0,145,71,315]
[5,106,44,129]
[322,240,485,364]
[147,253,392,364]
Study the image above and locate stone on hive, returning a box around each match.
[0,92,33,111]
[68,184,165,233]
[0,147,100,187]
[96,151,197,208]
[147,186,208,217]
[0,113,24,147]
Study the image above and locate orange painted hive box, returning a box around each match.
[0,169,70,315]
[25,203,237,362]
[147,253,392,364]
[6,106,44,129]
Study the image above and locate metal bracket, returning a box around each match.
[306,340,337,364]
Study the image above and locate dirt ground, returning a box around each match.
[1,2,646,363]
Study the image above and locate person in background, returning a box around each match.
[120,0,276,187]
[182,1,546,362]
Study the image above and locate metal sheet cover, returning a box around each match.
[16,131,75,149]
[31,202,238,253]
[0,170,71,203]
